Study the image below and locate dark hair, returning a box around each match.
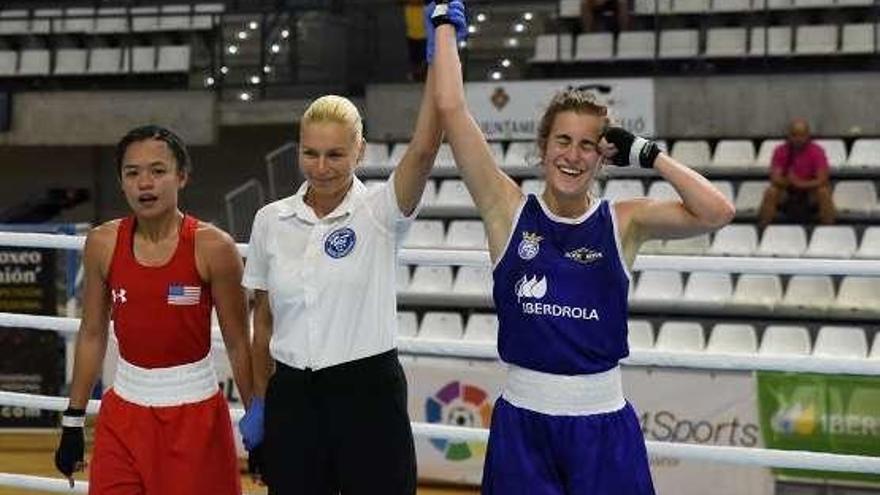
[115,125,192,177]
[536,88,609,157]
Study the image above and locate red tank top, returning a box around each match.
[107,215,213,368]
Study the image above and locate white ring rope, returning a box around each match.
[3,312,878,376]
[1,391,879,477]
[2,231,880,275]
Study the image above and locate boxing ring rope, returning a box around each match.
[3,231,880,275]
[1,232,880,492]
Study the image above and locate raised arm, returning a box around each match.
[199,226,254,408]
[393,66,444,216]
[431,3,522,260]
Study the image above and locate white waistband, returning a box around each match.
[112,354,219,407]
[502,364,626,416]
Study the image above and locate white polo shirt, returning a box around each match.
[243,176,415,370]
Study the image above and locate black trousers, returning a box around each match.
[263,349,417,495]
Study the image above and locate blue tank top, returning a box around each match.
[493,194,631,375]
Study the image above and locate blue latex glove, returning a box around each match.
[238,396,265,451]
[425,0,468,63]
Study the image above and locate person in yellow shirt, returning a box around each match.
[403,0,427,81]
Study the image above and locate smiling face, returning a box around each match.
[540,110,605,202]
[119,138,187,219]
[299,121,363,199]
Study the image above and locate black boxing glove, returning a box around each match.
[54,407,85,479]
[603,127,661,168]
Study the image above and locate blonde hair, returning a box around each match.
[301,95,364,144]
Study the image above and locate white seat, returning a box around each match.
[750,26,792,56]
[662,234,711,255]
[683,272,733,305]
[659,29,700,58]
[707,324,758,354]
[0,51,16,76]
[833,276,880,313]
[159,5,192,30]
[88,48,122,74]
[814,326,868,358]
[63,7,95,33]
[856,227,880,258]
[845,139,880,168]
[634,0,674,13]
[54,49,88,75]
[794,0,835,7]
[647,181,679,202]
[706,28,748,57]
[408,265,453,293]
[711,140,756,168]
[656,322,705,352]
[453,266,492,296]
[31,8,62,34]
[532,34,573,62]
[464,314,498,342]
[94,8,127,34]
[814,139,847,167]
[156,45,190,72]
[404,220,445,248]
[733,274,783,308]
[735,181,769,215]
[838,0,874,4]
[602,180,644,202]
[129,47,156,73]
[18,50,50,76]
[760,325,811,355]
[445,220,487,250]
[192,3,225,30]
[841,23,875,54]
[709,225,758,256]
[361,142,389,169]
[388,142,408,168]
[559,0,582,16]
[436,180,474,207]
[575,33,614,61]
[633,270,683,303]
[397,311,418,338]
[504,141,533,167]
[419,312,464,340]
[711,180,735,204]
[674,0,710,12]
[520,179,545,196]
[616,31,656,59]
[627,320,654,350]
[833,181,877,214]
[781,275,835,310]
[670,140,711,169]
[131,6,160,32]
[872,332,880,359]
[396,265,410,292]
[796,24,838,55]
[488,142,504,164]
[805,226,857,258]
[435,143,457,169]
[420,180,438,206]
[756,139,785,168]
[638,239,664,255]
[0,10,29,35]
[757,225,807,257]
[711,0,753,11]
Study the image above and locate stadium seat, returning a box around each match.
[520,179,545,196]
[575,33,614,61]
[734,181,768,215]
[814,139,847,166]
[711,0,753,12]
[159,4,191,30]
[805,226,857,258]
[706,28,748,57]
[421,180,438,206]
[750,26,792,56]
[0,51,16,76]
[54,49,88,75]
[361,142,389,169]
[634,0,673,14]
[192,3,225,30]
[435,144,457,169]
[464,314,498,342]
[129,47,156,73]
[419,312,464,340]
[488,142,504,164]
[711,140,756,168]
[603,180,644,202]
[757,225,807,257]
[841,23,875,54]
[845,139,880,168]
[656,321,705,352]
[504,141,533,167]
[408,265,454,293]
[733,274,783,308]
[837,0,874,4]
[856,227,880,258]
[755,139,785,168]
[0,10,29,35]
[683,272,733,305]
[781,275,835,310]
[647,181,679,201]
[388,142,408,168]
[89,48,123,74]
[707,324,758,354]
[794,0,835,7]
[436,180,474,207]
[31,8,62,34]
[759,325,811,355]
[871,332,880,359]
[833,181,878,215]
[617,31,656,59]
[131,6,160,32]
[633,270,683,304]
[674,0,710,13]
[94,8,127,33]
[659,29,700,58]
[532,34,573,62]
[833,276,880,314]
[18,50,50,76]
[397,311,418,338]
[156,45,191,72]
[453,266,492,296]
[559,0,582,17]
[445,220,487,250]
[814,326,868,358]
[709,225,759,256]
[663,234,711,255]
[62,7,95,33]
[404,220,445,248]
[711,180,735,204]
[396,265,410,292]
[670,140,711,169]
[627,320,654,350]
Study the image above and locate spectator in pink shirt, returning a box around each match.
[758,118,835,227]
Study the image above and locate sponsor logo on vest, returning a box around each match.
[564,247,603,266]
[517,231,542,261]
[515,274,599,321]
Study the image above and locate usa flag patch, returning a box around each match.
[167,284,201,305]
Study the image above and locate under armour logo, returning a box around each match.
[111,288,127,304]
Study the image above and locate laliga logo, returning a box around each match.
[515,275,547,301]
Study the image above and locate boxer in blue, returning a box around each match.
[427,2,736,493]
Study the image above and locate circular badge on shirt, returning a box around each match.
[324,227,357,259]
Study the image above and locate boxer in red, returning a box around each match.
[54,125,255,494]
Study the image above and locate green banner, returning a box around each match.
[757,371,880,483]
